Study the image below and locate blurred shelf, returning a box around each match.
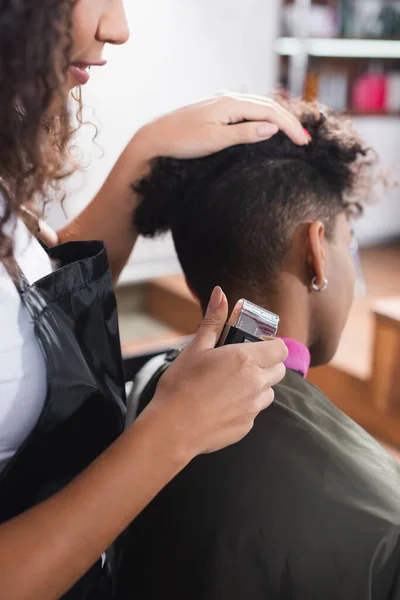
[276,37,400,59]
[347,111,400,117]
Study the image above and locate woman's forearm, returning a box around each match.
[0,405,190,600]
[57,130,154,282]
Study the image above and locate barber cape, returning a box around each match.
[117,350,400,600]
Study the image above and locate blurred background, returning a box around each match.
[51,0,400,449]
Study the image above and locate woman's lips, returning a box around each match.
[69,61,107,86]
[69,65,90,85]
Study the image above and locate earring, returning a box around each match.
[311,277,328,292]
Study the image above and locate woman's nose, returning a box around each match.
[97,0,130,46]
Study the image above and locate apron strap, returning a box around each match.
[14,263,31,296]
[8,209,50,296]
[2,255,30,296]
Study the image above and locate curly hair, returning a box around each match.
[0,0,79,263]
[135,100,379,309]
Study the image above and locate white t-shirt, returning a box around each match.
[0,218,52,472]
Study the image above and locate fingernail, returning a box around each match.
[257,123,279,139]
[303,128,312,143]
[208,286,223,312]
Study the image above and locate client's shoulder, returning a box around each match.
[131,354,400,528]
[271,369,400,525]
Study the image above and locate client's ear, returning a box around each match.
[306,221,327,288]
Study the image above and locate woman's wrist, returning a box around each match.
[129,397,196,471]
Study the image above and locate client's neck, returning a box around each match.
[227,278,311,347]
[264,297,309,346]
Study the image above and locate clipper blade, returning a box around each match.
[228,299,279,340]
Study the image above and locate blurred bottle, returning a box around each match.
[386,72,400,113]
[304,71,320,102]
[340,0,354,38]
[379,3,400,39]
[352,66,387,113]
[352,0,384,39]
[283,4,339,38]
[318,70,348,111]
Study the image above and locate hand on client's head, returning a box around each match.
[134,92,310,164]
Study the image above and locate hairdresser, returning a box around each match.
[0,1,310,599]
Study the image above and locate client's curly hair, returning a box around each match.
[0,0,80,263]
[135,100,379,308]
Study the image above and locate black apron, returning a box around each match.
[0,240,126,599]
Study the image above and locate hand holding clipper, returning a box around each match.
[154,287,286,455]
[217,299,279,346]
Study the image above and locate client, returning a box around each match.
[117,101,400,600]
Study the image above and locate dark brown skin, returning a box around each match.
[269,214,355,367]
[189,214,355,369]
[231,214,356,368]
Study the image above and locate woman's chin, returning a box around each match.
[46,84,75,116]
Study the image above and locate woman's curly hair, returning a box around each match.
[0,0,80,262]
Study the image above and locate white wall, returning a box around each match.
[352,116,400,246]
[52,0,280,282]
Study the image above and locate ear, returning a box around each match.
[306,221,327,288]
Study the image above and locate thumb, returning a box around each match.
[191,286,228,352]
[228,121,279,146]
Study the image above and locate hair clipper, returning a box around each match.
[217,299,279,346]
